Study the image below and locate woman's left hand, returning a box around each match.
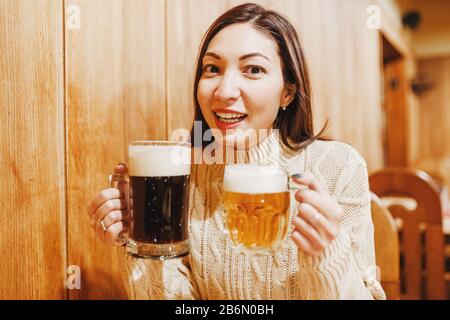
[291,173,344,257]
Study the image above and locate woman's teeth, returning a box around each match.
[214,112,247,123]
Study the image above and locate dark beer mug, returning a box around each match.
[109,141,191,259]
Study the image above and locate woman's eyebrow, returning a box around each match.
[203,51,270,62]
[204,52,221,60]
[239,53,270,62]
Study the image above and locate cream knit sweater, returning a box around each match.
[118,131,386,300]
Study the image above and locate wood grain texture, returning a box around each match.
[167,0,384,169]
[375,0,420,167]
[383,59,409,167]
[166,0,230,134]
[0,0,66,299]
[65,0,166,299]
[417,57,450,159]
[412,57,450,190]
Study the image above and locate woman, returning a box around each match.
[88,3,385,300]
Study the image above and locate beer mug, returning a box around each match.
[223,164,294,255]
[109,141,191,259]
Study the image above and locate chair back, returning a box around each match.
[369,168,446,300]
[370,192,400,300]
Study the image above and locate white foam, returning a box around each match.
[223,164,288,194]
[129,145,191,177]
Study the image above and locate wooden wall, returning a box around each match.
[0,0,66,299]
[417,56,450,159]
[375,0,419,166]
[65,0,166,299]
[412,56,450,189]
[1,0,409,299]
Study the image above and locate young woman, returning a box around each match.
[87,3,385,300]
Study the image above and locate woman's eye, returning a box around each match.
[203,64,220,74]
[244,65,265,75]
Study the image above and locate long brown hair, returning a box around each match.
[191,3,328,151]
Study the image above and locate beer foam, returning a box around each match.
[223,164,288,194]
[129,145,191,177]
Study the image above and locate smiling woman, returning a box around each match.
[191,4,327,151]
[197,24,288,141]
[88,2,386,300]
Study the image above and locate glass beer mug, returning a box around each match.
[109,141,191,259]
[223,164,293,255]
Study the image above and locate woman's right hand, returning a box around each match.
[87,163,129,246]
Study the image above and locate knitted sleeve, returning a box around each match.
[117,248,199,300]
[296,143,386,300]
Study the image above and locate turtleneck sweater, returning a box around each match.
[118,131,386,300]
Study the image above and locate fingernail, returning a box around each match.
[292,174,303,179]
[118,162,126,168]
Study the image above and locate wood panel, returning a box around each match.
[167,0,384,170]
[65,0,166,299]
[166,0,231,133]
[375,0,420,166]
[417,56,450,159]
[298,0,383,169]
[383,59,409,167]
[413,56,450,189]
[0,0,66,299]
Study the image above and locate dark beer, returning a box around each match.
[126,141,191,258]
[130,175,189,243]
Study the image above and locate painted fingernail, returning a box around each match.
[292,174,303,179]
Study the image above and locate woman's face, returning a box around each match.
[197,23,293,148]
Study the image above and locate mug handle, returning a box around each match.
[108,173,130,246]
[288,173,308,214]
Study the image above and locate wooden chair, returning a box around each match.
[370,192,400,299]
[369,168,446,300]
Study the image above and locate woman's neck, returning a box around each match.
[193,129,296,165]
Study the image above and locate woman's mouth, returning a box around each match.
[213,112,248,124]
[213,111,248,130]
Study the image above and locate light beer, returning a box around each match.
[223,165,290,253]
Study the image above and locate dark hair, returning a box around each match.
[191,3,328,151]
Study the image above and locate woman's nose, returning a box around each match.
[214,72,240,103]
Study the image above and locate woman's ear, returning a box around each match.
[280,84,296,107]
